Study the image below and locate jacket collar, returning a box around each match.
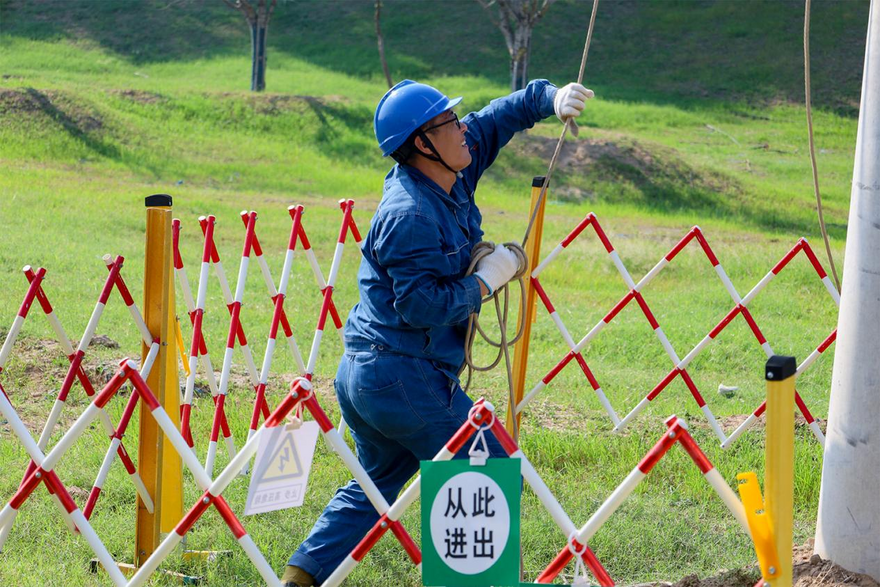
[397,164,468,209]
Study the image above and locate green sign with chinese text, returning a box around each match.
[421,458,521,587]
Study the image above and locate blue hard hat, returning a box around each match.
[374,80,463,157]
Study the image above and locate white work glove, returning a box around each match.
[553,82,594,136]
[475,245,520,295]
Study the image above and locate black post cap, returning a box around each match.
[145,194,173,207]
[532,176,548,188]
[766,355,797,381]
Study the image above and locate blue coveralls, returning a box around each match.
[289,80,558,584]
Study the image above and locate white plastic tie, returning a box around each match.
[466,405,495,466]
[291,377,314,402]
[567,532,590,586]
[467,427,490,466]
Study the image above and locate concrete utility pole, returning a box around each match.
[814,0,880,579]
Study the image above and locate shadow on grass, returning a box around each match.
[301,97,382,168]
[22,87,123,159]
[14,87,169,177]
[492,133,847,240]
[1,0,867,115]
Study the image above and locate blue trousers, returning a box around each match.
[288,345,508,585]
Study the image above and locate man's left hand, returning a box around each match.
[554,82,594,136]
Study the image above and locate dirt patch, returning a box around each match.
[110,89,167,105]
[0,87,104,132]
[193,361,337,408]
[510,132,729,191]
[66,485,91,502]
[0,336,339,439]
[511,133,659,175]
[0,337,124,434]
[788,540,880,587]
[215,92,347,116]
[716,413,826,437]
[666,541,880,587]
[90,334,119,349]
[522,398,593,434]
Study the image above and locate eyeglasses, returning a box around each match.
[422,112,461,133]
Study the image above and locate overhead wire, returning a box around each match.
[461,0,838,487]
[462,0,600,444]
[804,0,841,291]
[522,0,600,250]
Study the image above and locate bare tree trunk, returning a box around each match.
[375,0,394,89]
[509,51,520,92]
[520,33,531,90]
[250,20,268,92]
[476,0,557,92]
[223,0,276,92]
[509,25,529,91]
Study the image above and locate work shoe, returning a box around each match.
[281,565,315,587]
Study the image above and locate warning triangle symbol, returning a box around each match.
[261,433,304,482]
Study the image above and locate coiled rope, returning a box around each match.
[462,0,600,443]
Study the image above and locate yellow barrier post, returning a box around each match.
[135,195,183,565]
[765,355,796,587]
[507,176,549,437]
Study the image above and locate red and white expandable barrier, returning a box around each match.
[305,200,362,381]
[617,237,837,447]
[0,378,130,586]
[125,370,419,586]
[718,239,838,448]
[524,218,726,440]
[2,358,303,586]
[323,400,615,587]
[83,342,160,520]
[244,205,308,465]
[0,261,157,550]
[173,202,363,477]
[123,362,286,587]
[204,212,258,478]
[174,217,222,448]
[245,207,308,377]
[524,214,838,446]
[198,214,262,389]
[536,415,748,584]
[176,215,237,458]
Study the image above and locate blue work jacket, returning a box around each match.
[345,79,558,377]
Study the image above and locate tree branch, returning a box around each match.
[475,0,503,30]
[222,0,257,23]
[536,0,557,20]
[478,0,516,53]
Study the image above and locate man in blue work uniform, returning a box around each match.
[282,78,592,587]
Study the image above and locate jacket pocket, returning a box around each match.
[442,233,470,276]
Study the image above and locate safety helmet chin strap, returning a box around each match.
[415,130,461,177]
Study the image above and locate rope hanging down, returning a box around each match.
[462,0,600,443]
[804,0,841,291]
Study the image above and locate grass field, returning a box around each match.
[0,0,868,585]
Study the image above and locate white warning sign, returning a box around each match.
[244,421,320,515]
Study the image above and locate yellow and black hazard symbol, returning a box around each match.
[259,431,305,482]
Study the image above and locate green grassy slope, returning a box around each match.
[0,0,868,585]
